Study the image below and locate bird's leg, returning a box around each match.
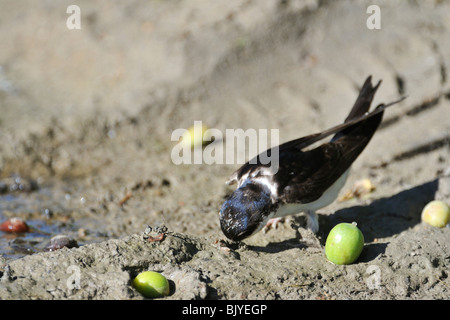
[263,217,284,233]
[306,210,319,233]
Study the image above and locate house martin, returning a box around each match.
[220,76,405,241]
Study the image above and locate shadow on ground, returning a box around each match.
[325,179,439,241]
[248,179,439,257]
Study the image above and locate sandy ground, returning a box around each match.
[0,0,449,299]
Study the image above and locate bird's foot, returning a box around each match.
[263,217,284,233]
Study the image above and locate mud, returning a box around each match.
[0,0,449,299]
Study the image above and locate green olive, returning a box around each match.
[182,124,210,148]
[421,200,450,228]
[325,222,364,265]
[133,271,170,298]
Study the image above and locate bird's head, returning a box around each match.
[219,180,275,241]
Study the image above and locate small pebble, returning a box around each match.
[45,234,78,251]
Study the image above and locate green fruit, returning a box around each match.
[133,271,170,298]
[182,123,210,148]
[421,200,450,228]
[325,222,364,265]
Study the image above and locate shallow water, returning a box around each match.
[0,182,106,260]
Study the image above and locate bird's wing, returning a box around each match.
[227,97,404,187]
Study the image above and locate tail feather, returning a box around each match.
[344,75,381,123]
[332,76,381,142]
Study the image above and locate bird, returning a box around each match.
[219,76,405,242]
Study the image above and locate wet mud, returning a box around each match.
[0,0,449,299]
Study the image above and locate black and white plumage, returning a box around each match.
[219,76,405,242]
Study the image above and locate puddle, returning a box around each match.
[0,179,108,260]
